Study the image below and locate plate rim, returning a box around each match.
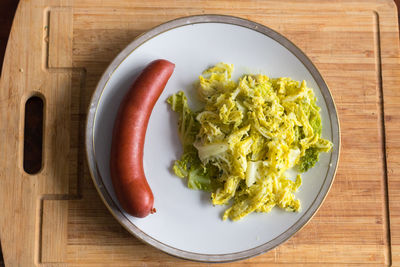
[85,14,341,263]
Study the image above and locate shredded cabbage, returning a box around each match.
[167,63,332,221]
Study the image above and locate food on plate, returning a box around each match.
[167,63,332,221]
[110,59,175,218]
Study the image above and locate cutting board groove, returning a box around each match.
[0,0,399,266]
[374,9,392,264]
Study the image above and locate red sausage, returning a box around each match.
[110,59,175,218]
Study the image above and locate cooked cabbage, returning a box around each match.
[167,63,332,221]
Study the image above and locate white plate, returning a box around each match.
[86,15,340,262]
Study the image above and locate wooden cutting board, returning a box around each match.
[1,0,399,265]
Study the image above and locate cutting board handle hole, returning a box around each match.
[23,95,44,174]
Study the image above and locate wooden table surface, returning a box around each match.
[0,0,399,266]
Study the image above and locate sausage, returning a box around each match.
[110,59,175,218]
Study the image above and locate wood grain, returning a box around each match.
[48,8,73,68]
[0,0,19,262]
[0,0,399,266]
[41,200,68,262]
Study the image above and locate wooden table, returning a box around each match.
[0,0,400,266]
